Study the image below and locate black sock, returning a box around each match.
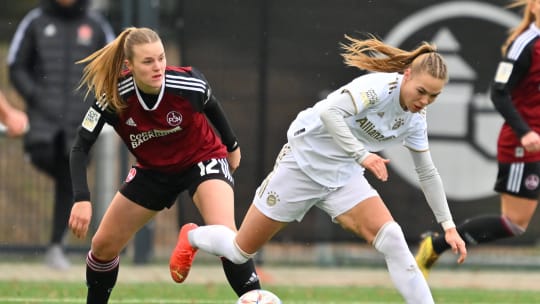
[86,252,120,304]
[432,215,515,254]
[221,257,261,296]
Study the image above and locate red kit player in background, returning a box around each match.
[416,0,540,278]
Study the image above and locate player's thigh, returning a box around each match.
[501,193,538,228]
[193,179,236,229]
[92,192,157,258]
[335,196,393,244]
[235,203,288,254]
[319,172,392,243]
[496,161,540,227]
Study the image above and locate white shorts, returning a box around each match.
[253,144,379,223]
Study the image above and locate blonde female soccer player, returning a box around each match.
[171,34,467,304]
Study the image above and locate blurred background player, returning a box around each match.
[7,0,114,270]
[0,89,28,137]
[175,34,467,304]
[68,27,261,303]
[415,0,540,278]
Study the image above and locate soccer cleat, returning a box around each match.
[415,233,440,279]
[169,223,199,283]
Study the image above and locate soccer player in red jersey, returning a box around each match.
[68,27,260,303]
[416,0,540,277]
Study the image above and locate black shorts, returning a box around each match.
[494,161,540,199]
[119,158,234,211]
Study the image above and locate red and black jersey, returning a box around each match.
[70,66,237,201]
[491,23,540,163]
[111,66,227,172]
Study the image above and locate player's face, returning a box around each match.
[399,69,445,113]
[126,41,167,94]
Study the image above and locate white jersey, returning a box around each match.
[287,72,428,187]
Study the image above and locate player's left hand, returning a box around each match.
[227,147,241,173]
[444,227,467,264]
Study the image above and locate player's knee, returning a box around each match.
[373,221,407,254]
[502,216,526,236]
[376,221,404,241]
[91,236,121,260]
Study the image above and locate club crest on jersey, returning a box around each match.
[125,168,137,183]
[266,191,280,207]
[525,174,540,191]
[392,118,404,130]
[77,24,93,46]
[44,24,56,37]
[167,111,183,126]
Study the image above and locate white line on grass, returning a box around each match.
[0,298,406,304]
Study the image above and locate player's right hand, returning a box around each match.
[361,153,390,181]
[521,131,540,152]
[69,201,92,239]
[444,227,467,264]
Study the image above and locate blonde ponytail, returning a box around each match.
[77,27,161,112]
[340,34,447,81]
[502,0,533,56]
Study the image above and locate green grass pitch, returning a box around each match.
[1,281,540,303]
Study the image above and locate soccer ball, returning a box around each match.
[236,289,282,304]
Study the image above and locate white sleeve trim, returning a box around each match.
[441,220,456,230]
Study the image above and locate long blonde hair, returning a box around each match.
[77,27,161,112]
[502,0,533,56]
[340,34,448,82]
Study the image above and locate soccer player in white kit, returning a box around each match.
[170,34,468,304]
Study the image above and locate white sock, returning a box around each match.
[373,221,434,304]
[188,225,252,264]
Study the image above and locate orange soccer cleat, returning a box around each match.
[169,223,199,283]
